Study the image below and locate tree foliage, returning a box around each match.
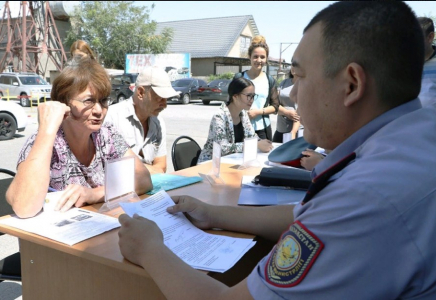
[65,1,173,69]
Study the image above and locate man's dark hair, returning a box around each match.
[418,17,435,37]
[304,2,424,107]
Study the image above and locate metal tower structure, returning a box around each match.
[0,1,68,76]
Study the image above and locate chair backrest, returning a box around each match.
[0,168,22,283]
[172,136,202,171]
[0,169,15,218]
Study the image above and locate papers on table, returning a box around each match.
[120,191,256,273]
[199,143,282,167]
[0,193,120,246]
[238,175,305,206]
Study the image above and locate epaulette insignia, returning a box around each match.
[265,220,324,287]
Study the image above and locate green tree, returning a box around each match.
[65,1,173,69]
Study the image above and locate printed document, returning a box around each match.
[120,191,256,273]
[0,192,120,246]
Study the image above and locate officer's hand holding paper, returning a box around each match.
[119,191,255,273]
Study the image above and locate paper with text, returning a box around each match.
[120,191,256,273]
[0,203,120,246]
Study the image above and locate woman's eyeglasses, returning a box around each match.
[71,97,110,108]
[239,93,258,101]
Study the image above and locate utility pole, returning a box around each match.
[278,42,298,74]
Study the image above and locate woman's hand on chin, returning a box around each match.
[38,102,71,134]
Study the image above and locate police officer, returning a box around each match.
[118,2,436,299]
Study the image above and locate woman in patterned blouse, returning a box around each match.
[6,57,152,218]
[197,77,273,163]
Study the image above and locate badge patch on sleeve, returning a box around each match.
[265,221,324,287]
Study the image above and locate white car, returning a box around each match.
[0,100,28,140]
[0,72,52,107]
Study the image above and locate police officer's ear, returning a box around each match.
[427,31,435,45]
[343,62,366,107]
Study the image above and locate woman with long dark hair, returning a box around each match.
[197,77,272,163]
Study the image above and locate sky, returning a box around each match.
[140,1,435,63]
[0,1,433,63]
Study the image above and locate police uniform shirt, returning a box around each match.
[104,97,166,164]
[247,99,436,299]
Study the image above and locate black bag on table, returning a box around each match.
[253,167,312,190]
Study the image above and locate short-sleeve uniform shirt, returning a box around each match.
[247,99,436,299]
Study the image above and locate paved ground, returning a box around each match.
[0,99,277,298]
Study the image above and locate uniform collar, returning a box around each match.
[312,99,422,178]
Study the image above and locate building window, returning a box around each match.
[240,36,251,57]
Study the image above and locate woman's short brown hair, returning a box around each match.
[70,40,96,60]
[51,57,111,105]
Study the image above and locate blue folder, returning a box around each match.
[146,174,203,195]
[237,187,305,206]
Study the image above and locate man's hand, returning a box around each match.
[300,149,324,171]
[118,214,163,266]
[167,196,214,229]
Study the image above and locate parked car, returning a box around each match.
[0,72,52,107]
[165,66,179,81]
[0,99,28,140]
[197,79,231,105]
[109,73,138,104]
[169,78,207,104]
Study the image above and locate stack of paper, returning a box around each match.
[120,191,256,273]
[0,207,120,246]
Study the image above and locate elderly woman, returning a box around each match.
[6,57,152,218]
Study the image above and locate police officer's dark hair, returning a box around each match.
[227,77,254,105]
[418,17,435,37]
[304,2,424,107]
